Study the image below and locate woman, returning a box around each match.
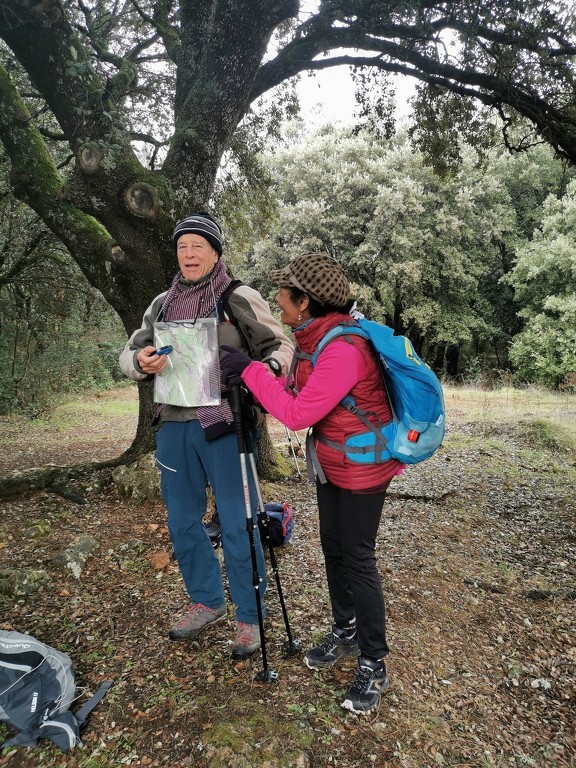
[119,212,293,659]
[220,251,404,714]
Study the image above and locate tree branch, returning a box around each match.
[251,11,576,163]
[0,62,126,309]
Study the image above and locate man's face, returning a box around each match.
[176,233,218,281]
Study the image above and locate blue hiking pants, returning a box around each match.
[155,420,266,624]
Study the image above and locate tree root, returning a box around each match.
[0,457,124,501]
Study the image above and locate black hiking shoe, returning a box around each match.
[341,656,389,714]
[304,624,359,670]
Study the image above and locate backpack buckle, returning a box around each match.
[341,395,357,413]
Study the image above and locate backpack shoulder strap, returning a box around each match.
[311,323,372,412]
[312,322,368,365]
[217,279,243,325]
[296,320,364,382]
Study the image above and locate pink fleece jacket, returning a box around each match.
[243,341,366,430]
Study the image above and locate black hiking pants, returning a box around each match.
[316,478,389,661]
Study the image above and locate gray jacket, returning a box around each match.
[119,282,293,423]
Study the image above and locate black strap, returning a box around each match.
[285,348,311,395]
[74,680,114,729]
[216,279,243,325]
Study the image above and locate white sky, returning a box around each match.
[293,1,416,126]
[295,65,416,127]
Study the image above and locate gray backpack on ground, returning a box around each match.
[0,630,112,752]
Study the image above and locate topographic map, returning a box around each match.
[153,318,221,407]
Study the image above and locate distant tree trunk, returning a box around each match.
[431,344,446,375]
[119,380,157,462]
[256,415,292,482]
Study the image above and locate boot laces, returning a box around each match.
[349,666,375,695]
[318,632,341,654]
[174,603,207,628]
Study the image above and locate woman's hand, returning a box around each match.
[220,345,253,386]
[136,345,170,374]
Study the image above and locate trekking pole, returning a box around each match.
[244,425,303,658]
[284,426,302,478]
[229,384,277,682]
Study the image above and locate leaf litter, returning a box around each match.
[0,386,575,767]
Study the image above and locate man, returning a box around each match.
[120,212,293,658]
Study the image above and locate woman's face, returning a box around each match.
[276,287,307,328]
[176,234,218,281]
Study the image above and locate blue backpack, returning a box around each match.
[311,315,446,466]
[258,502,295,547]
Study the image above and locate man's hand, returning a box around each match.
[136,345,170,374]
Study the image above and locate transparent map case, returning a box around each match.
[153,318,221,407]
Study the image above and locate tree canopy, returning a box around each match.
[242,126,573,376]
[1,0,576,330]
[507,179,576,386]
[1,0,576,447]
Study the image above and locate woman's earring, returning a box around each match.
[298,313,302,321]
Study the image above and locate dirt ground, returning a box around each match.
[0,385,575,768]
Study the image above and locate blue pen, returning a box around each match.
[153,345,173,356]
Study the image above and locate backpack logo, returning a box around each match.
[30,692,38,713]
[0,642,31,649]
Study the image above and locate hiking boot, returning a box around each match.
[304,624,359,670]
[341,656,389,714]
[168,602,226,640]
[232,622,261,659]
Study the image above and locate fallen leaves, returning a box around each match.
[1,390,575,768]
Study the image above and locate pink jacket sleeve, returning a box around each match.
[241,340,369,432]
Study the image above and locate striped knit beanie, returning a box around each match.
[172,212,223,256]
[270,252,350,308]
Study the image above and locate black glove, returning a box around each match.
[220,345,253,386]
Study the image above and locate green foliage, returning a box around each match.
[240,127,573,384]
[246,128,513,356]
[493,144,575,240]
[508,310,576,388]
[0,322,126,416]
[507,179,576,387]
[351,68,397,140]
[409,85,498,176]
[0,190,126,415]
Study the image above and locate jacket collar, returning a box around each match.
[294,312,352,354]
